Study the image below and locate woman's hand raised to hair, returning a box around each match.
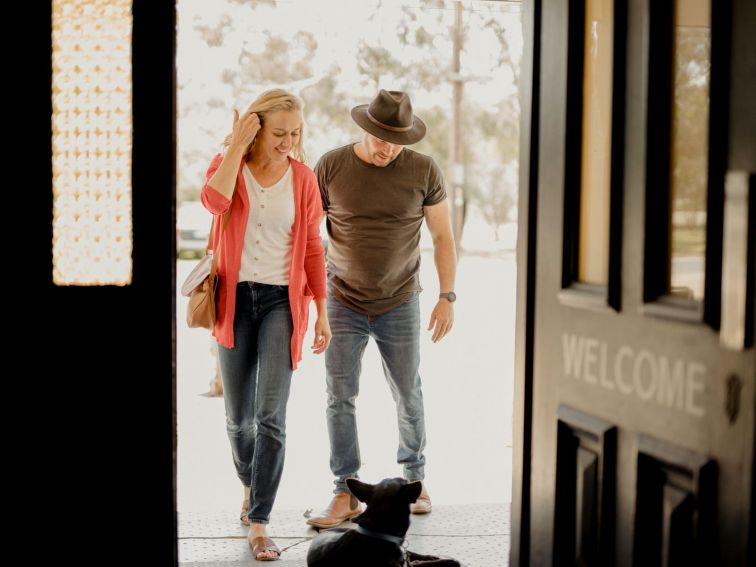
[228,110,261,153]
[205,110,262,199]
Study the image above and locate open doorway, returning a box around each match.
[176,0,522,563]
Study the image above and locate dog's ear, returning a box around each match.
[403,480,423,503]
[346,478,374,503]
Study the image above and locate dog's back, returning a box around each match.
[307,528,407,567]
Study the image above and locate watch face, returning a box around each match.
[442,291,456,302]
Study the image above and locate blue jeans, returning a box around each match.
[325,292,426,493]
[217,282,293,524]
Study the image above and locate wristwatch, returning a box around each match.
[439,291,457,303]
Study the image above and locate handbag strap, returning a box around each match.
[207,207,232,280]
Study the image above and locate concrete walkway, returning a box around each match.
[179,503,510,566]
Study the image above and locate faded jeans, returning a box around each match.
[217,282,293,524]
[325,292,426,493]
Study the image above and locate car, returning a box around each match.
[177,201,212,259]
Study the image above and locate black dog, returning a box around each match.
[307,478,460,567]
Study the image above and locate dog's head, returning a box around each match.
[346,477,423,537]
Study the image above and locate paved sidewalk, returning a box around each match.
[179,503,510,566]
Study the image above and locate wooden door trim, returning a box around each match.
[511,0,542,565]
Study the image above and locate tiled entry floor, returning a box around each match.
[179,503,510,566]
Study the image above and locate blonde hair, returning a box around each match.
[223,89,307,162]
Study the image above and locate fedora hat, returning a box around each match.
[351,89,426,145]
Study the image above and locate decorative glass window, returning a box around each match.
[52,0,133,285]
[668,0,710,301]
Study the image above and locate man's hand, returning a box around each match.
[427,300,454,343]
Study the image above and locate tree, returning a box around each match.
[473,165,516,241]
[383,0,521,249]
[671,28,710,216]
[177,0,522,245]
[356,44,406,90]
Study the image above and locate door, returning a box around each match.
[512,0,755,565]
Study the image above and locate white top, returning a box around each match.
[238,163,295,285]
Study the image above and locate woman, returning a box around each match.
[201,89,330,561]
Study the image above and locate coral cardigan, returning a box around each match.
[200,154,327,370]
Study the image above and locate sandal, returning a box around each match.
[240,500,250,526]
[250,536,280,561]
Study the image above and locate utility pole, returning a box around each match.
[449,0,465,252]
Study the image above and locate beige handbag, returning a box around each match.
[184,209,230,329]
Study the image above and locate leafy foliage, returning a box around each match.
[177,0,522,247]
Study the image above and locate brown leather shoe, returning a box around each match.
[306,492,363,528]
[409,482,432,514]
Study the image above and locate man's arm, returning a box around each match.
[424,199,457,343]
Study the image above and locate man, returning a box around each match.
[306,90,457,528]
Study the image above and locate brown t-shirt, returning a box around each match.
[315,144,447,315]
